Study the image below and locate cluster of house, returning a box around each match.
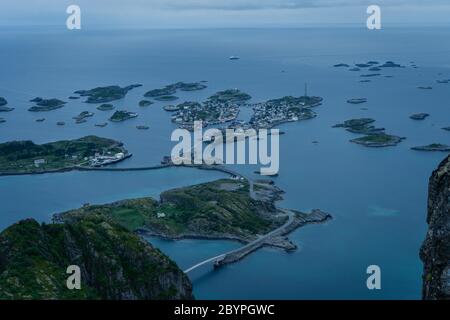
[171,101,240,129]
[250,101,303,129]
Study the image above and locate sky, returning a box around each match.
[1,0,450,28]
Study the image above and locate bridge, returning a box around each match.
[183,208,295,273]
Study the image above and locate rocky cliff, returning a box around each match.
[0,215,193,300]
[420,155,450,300]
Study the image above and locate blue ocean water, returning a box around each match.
[1,26,449,299]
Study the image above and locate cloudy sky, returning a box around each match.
[1,0,450,28]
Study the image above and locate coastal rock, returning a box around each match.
[420,155,450,300]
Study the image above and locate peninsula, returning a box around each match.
[55,179,331,258]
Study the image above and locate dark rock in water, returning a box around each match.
[355,63,371,68]
[347,98,367,104]
[360,73,381,77]
[379,61,403,68]
[68,96,80,100]
[0,106,14,112]
[420,155,450,300]
[410,113,430,120]
[95,122,108,127]
[368,67,381,71]
[0,97,8,106]
[97,103,115,111]
[436,79,450,84]
[0,217,193,299]
[56,121,65,126]
[0,118,5,123]
[360,80,371,83]
[442,127,450,131]
[411,144,450,152]
[28,98,67,112]
[139,100,153,107]
[333,63,350,67]
[35,118,45,122]
[136,125,149,130]
[417,86,433,90]
[349,67,361,72]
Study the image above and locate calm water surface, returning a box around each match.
[1,27,449,299]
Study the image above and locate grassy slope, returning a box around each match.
[60,179,279,239]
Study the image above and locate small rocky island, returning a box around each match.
[0,97,14,112]
[74,84,142,103]
[0,217,192,299]
[28,98,66,112]
[333,118,404,147]
[73,111,94,123]
[410,113,430,120]
[351,133,404,147]
[347,98,367,104]
[139,100,153,107]
[109,110,138,122]
[411,144,450,152]
[0,136,130,175]
[144,82,207,99]
[97,103,115,111]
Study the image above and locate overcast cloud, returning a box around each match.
[1,0,449,28]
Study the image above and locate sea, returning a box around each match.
[1,26,450,299]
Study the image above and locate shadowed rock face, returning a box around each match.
[421,155,450,300]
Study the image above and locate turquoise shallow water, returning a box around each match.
[1,27,449,299]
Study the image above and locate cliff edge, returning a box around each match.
[0,215,193,300]
[420,155,450,300]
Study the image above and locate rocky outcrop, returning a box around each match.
[0,216,193,300]
[420,155,450,300]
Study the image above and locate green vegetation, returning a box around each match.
[0,216,192,300]
[144,82,207,98]
[74,84,142,103]
[28,98,66,112]
[351,133,403,147]
[59,179,280,240]
[0,136,126,174]
[109,110,138,122]
[208,89,251,103]
[333,118,384,134]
